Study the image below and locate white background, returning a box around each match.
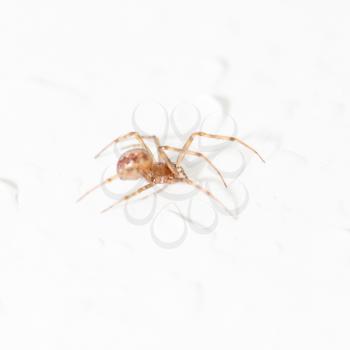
[1,0,350,349]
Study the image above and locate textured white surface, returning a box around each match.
[1,0,350,349]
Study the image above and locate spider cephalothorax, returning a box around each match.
[78,131,264,214]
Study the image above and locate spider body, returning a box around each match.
[117,148,187,184]
[78,131,265,215]
[145,162,188,184]
[117,148,153,180]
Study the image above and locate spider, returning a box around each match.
[77,131,264,215]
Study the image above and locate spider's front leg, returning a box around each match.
[94,131,153,159]
[176,132,265,167]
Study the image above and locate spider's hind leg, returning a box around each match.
[183,178,234,217]
[100,183,156,214]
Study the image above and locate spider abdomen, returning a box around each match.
[117,148,153,180]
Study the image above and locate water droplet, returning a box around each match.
[124,188,157,225]
[132,101,169,144]
[150,203,188,249]
[0,178,19,208]
[170,103,201,142]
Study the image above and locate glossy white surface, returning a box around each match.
[1,0,350,349]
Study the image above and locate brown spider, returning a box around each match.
[77,131,264,215]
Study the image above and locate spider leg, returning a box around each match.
[176,132,265,167]
[77,174,119,202]
[159,145,227,188]
[94,132,153,159]
[138,185,168,201]
[183,178,234,217]
[100,183,156,214]
[140,135,179,176]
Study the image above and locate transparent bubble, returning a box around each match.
[187,192,219,235]
[0,177,19,209]
[157,182,198,202]
[210,146,246,179]
[197,115,238,153]
[170,103,201,142]
[131,101,169,144]
[150,203,188,249]
[124,190,157,225]
[207,179,249,217]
